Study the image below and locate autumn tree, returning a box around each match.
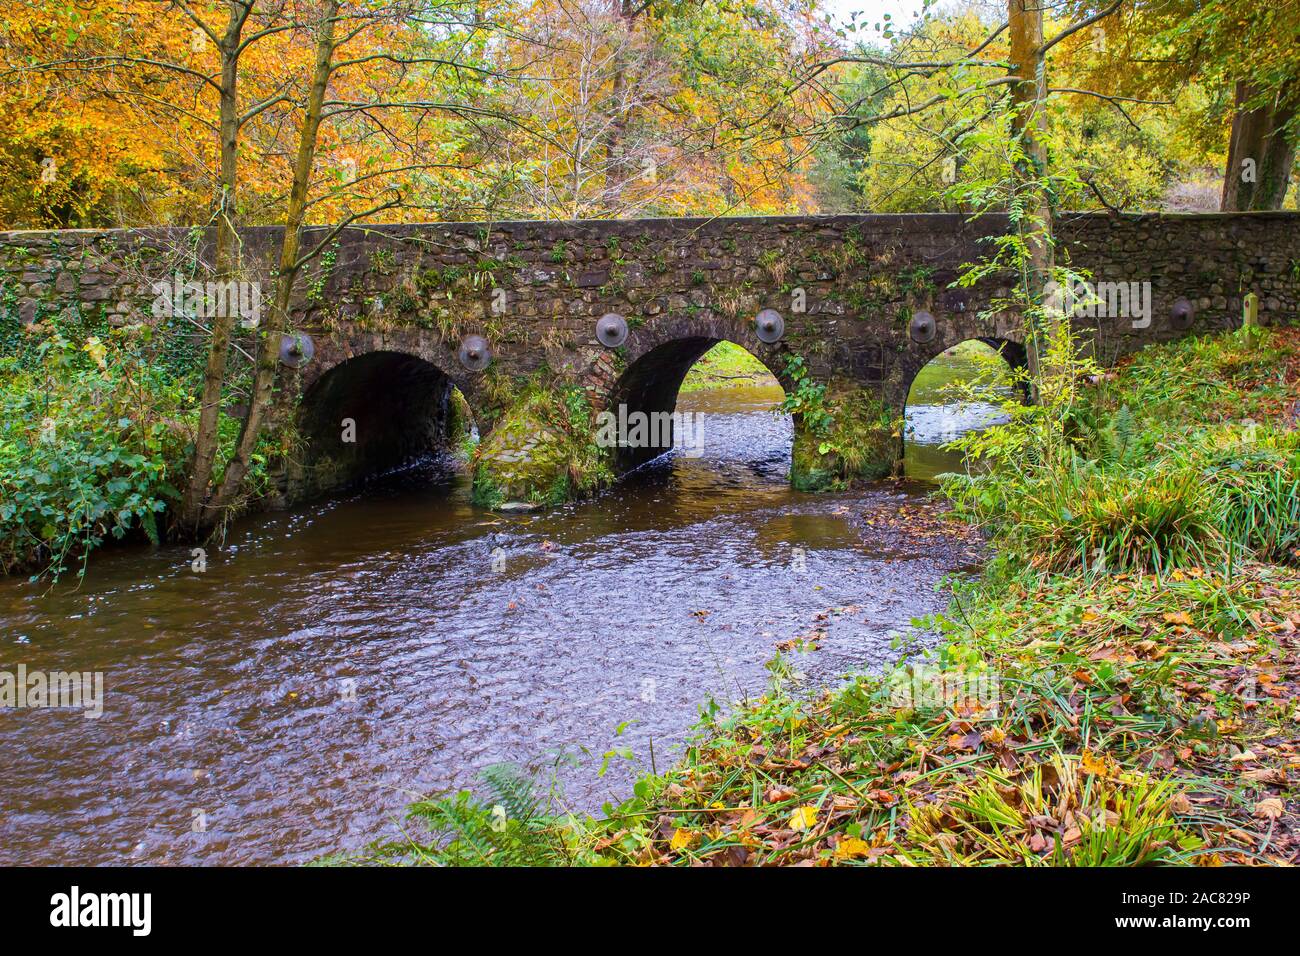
[5,0,528,533]
[1165,2,1299,209]
[1066,0,1299,210]
[0,2,200,226]
[186,0,527,530]
[494,0,827,218]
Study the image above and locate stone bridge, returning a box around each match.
[3,211,1299,507]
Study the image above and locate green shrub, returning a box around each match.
[0,328,193,579]
[946,330,1300,574]
[781,354,897,489]
[946,457,1220,573]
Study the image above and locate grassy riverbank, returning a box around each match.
[369,327,1299,866]
[0,304,279,580]
[679,341,777,392]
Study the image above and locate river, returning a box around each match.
[0,347,1002,865]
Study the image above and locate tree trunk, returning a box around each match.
[1221,80,1298,211]
[178,4,247,534]
[205,0,340,520]
[1008,0,1057,394]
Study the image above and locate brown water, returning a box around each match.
[0,376,987,866]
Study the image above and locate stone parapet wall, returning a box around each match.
[4,212,1297,409]
[4,212,1298,502]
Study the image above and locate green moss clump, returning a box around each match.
[790,387,897,491]
[446,387,476,462]
[779,354,898,490]
[471,382,612,508]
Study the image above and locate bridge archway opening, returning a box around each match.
[608,338,785,473]
[903,338,1025,482]
[298,350,472,497]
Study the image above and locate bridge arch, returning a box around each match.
[971,337,1028,380]
[294,348,478,498]
[604,324,790,472]
[902,336,1028,481]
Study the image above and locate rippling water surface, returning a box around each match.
[1,364,991,865]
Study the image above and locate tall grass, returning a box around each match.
[945,330,1300,573]
[947,457,1221,573]
[1201,441,1300,563]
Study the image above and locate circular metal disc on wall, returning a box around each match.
[596,313,628,348]
[909,310,937,344]
[278,332,315,368]
[1170,297,1195,331]
[755,308,784,344]
[458,334,491,372]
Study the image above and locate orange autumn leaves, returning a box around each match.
[0,0,497,228]
[0,3,181,225]
[0,0,832,228]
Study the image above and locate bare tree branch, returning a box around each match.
[1039,0,1123,56]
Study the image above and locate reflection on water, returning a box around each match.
[904,343,1014,482]
[0,380,986,866]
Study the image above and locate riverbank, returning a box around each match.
[380,327,1300,866]
[616,327,1300,866]
[0,317,195,579]
[0,303,293,580]
[679,341,776,392]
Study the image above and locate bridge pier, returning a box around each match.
[790,384,900,491]
[466,343,907,507]
[469,378,612,509]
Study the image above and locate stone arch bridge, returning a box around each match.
[3,212,1298,507]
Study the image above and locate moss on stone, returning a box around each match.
[447,387,476,461]
[789,385,898,491]
[471,382,612,508]
[790,425,840,491]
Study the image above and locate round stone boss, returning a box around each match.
[1170,297,1195,331]
[458,334,491,372]
[754,308,784,344]
[909,310,937,344]
[595,313,628,348]
[278,332,315,368]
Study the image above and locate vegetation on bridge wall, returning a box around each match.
[780,355,899,491]
[470,346,901,508]
[470,374,613,509]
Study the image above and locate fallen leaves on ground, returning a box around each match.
[590,561,1299,867]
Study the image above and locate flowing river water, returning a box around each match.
[0,347,1006,865]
